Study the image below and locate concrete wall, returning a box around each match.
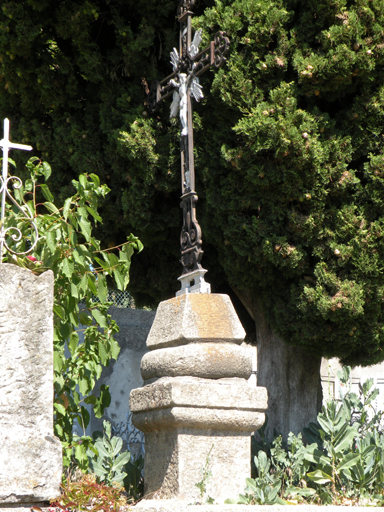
[321,357,384,408]
[87,307,156,443]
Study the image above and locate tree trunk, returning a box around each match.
[234,289,323,440]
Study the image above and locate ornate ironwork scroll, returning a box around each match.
[112,411,145,460]
[148,0,230,291]
[180,192,203,273]
[0,118,35,264]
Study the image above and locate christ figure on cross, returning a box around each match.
[169,29,204,137]
[148,0,229,295]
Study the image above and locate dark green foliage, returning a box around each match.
[0,0,181,301]
[3,0,384,364]
[194,0,384,366]
[123,455,144,502]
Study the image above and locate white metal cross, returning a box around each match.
[0,118,33,262]
[1,117,32,178]
[0,118,32,220]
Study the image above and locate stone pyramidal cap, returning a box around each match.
[146,293,245,350]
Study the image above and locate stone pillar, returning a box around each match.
[0,264,62,505]
[130,294,267,504]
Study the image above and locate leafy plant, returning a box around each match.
[195,444,215,504]
[124,455,144,501]
[229,366,384,505]
[226,439,314,505]
[86,421,144,501]
[3,157,142,469]
[234,477,284,505]
[338,366,383,435]
[238,451,287,505]
[88,420,131,486]
[51,474,127,512]
[304,400,359,502]
[303,367,384,504]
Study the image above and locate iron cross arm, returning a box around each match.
[192,32,230,78]
[148,31,229,113]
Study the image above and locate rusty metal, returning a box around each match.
[148,0,230,286]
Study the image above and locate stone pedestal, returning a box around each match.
[130,294,268,504]
[0,264,62,505]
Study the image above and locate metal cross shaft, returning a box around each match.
[148,0,229,295]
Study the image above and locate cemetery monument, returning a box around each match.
[130,0,268,503]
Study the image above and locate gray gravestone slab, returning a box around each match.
[0,264,62,504]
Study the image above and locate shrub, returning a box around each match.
[87,421,144,502]
[227,367,384,505]
[3,156,142,469]
[51,474,127,512]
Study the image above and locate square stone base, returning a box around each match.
[0,429,62,503]
[144,429,250,503]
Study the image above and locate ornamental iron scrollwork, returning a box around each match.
[0,118,35,264]
[112,411,145,460]
[180,192,203,274]
[214,32,230,68]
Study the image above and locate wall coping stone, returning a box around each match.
[129,505,384,512]
[2,505,383,512]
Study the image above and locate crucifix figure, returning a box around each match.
[0,118,36,263]
[148,0,229,296]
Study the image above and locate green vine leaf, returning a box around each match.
[3,159,141,471]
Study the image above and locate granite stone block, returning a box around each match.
[0,264,62,503]
[140,343,252,381]
[130,376,267,413]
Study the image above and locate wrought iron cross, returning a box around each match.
[148,0,229,296]
[0,118,36,263]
